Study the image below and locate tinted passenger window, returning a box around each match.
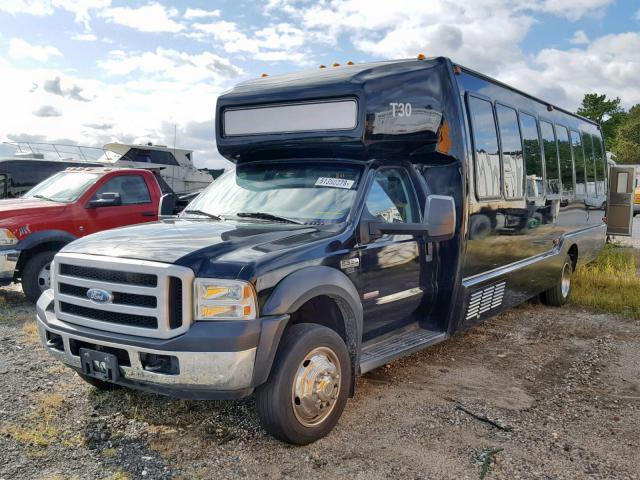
[496,105,524,198]
[123,148,179,166]
[468,96,501,199]
[571,131,586,195]
[556,125,574,196]
[365,168,417,224]
[592,135,606,195]
[582,133,596,197]
[94,175,151,205]
[520,113,543,198]
[0,174,6,199]
[540,121,560,195]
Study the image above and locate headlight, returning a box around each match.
[0,229,17,247]
[194,278,257,320]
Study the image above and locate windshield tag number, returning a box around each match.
[390,102,412,117]
[315,177,355,189]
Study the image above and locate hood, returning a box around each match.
[0,198,67,220]
[62,219,336,277]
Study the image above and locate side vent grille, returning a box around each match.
[466,281,506,320]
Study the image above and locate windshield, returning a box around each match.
[24,171,101,203]
[183,162,364,224]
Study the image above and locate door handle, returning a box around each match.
[142,211,156,217]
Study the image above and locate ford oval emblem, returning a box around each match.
[87,288,113,304]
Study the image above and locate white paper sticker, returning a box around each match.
[315,177,355,189]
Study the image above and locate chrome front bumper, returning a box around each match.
[0,249,18,285]
[36,290,257,398]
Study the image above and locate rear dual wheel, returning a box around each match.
[256,323,351,445]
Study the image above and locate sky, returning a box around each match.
[0,0,639,169]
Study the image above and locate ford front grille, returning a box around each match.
[53,253,194,339]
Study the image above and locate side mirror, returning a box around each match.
[87,192,121,208]
[368,195,456,241]
[158,193,177,217]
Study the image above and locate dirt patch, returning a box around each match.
[1,284,640,479]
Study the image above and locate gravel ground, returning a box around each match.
[1,284,639,480]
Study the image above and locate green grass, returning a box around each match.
[571,244,640,320]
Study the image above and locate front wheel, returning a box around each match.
[22,250,56,303]
[256,323,351,445]
[541,254,573,306]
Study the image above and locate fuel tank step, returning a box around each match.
[360,326,447,373]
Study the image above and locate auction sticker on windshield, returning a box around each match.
[315,177,355,189]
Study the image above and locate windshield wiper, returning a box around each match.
[236,212,304,225]
[183,209,222,220]
[32,194,60,202]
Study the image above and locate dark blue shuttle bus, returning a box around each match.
[37,57,635,444]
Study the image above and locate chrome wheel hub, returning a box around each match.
[561,262,571,298]
[38,262,51,291]
[292,347,341,427]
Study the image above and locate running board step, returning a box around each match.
[360,329,446,373]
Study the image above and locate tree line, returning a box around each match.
[577,93,640,164]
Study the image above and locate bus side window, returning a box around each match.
[496,104,524,199]
[556,125,574,197]
[582,132,597,197]
[540,120,560,195]
[467,95,501,200]
[592,135,606,195]
[570,131,586,196]
[520,113,543,198]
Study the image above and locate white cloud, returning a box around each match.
[184,7,220,19]
[0,0,110,28]
[33,105,62,117]
[72,33,98,41]
[8,38,62,62]
[0,0,53,16]
[52,0,111,29]
[570,30,589,45]
[296,1,533,72]
[526,0,615,21]
[499,32,640,110]
[635,8,640,20]
[190,20,313,64]
[99,47,243,82]
[0,57,232,167]
[98,2,184,33]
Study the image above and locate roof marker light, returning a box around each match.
[417,53,426,60]
[453,65,462,75]
[332,62,340,67]
[347,60,355,65]
[261,73,269,77]
[319,64,326,68]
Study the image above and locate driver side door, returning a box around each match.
[356,167,425,340]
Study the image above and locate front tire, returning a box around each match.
[541,254,573,306]
[256,323,351,445]
[22,250,56,303]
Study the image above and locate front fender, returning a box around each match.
[16,230,77,251]
[259,266,363,386]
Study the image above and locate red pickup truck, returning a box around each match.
[0,167,166,301]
